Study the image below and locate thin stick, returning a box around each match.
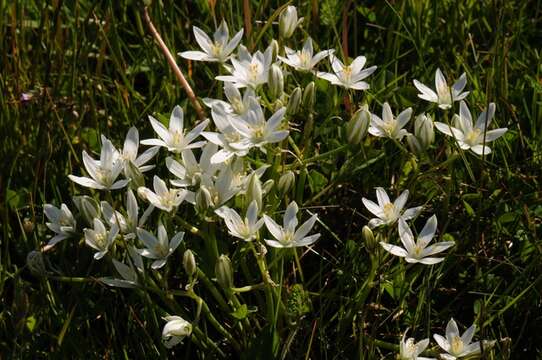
[142,7,206,121]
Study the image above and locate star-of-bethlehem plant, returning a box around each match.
[36,4,505,358]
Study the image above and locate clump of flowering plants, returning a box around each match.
[32,3,511,358]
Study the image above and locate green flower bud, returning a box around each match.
[362,226,377,252]
[270,39,280,62]
[406,133,424,157]
[215,254,234,290]
[287,87,302,115]
[269,64,284,100]
[246,173,263,212]
[279,5,299,39]
[73,195,100,226]
[125,161,145,189]
[346,105,371,144]
[195,187,212,213]
[183,250,197,277]
[302,82,316,112]
[414,113,434,148]
[278,171,295,194]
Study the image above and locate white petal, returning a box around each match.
[264,215,284,241]
[375,187,390,207]
[380,242,408,257]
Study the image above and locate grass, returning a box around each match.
[1,0,541,358]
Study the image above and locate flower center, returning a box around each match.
[248,63,261,81]
[437,84,452,106]
[95,232,107,249]
[383,203,397,221]
[402,338,417,357]
[382,120,397,137]
[96,167,113,186]
[211,43,223,58]
[450,335,464,355]
[341,66,353,83]
[171,131,184,147]
[299,51,310,69]
[465,128,482,146]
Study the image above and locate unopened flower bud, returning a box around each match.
[362,226,377,252]
[287,87,302,115]
[215,254,234,290]
[195,187,212,213]
[125,161,145,189]
[302,82,316,112]
[73,195,100,226]
[23,218,34,234]
[406,133,424,157]
[262,179,274,195]
[346,105,371,144]
[162,316,192,348]
[26,250,46,276]
[268,64,284,100]
[278,171,295,194]
[414,113,434,148]
[246,173,263,211]
[183,250,197,277]
[270,39,279,62]
[279,5,299,39]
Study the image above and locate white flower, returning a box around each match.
[215,200,264,241]
[162,316,192,348]
[202,103,252,163]
[202,83,256,116]
[263,201,320,248]
[413,68,469,110]
[84,218,118,260]
[228,98,289,151]
[278,37,334,72]
[179,20,243,63]
[138,175,188,212]
[399,330,434,360]
[434,101,507,155]
[380,216,454,265]
[166,142,220,188]
[101,249,143,288]
[316,55,377,90]
[43,203,76,249]
[433,318,482,359]
[69,135,129,190]
[279,5,302,39]
[100,190,153,240]
[136,223,184,269]
[216,45,273,89]
[141,105,209,154]
[368,102,413,140]
[362,187,422,228]
[120,127,159,174]
[198,166,240,209]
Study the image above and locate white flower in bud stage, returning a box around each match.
[136,223,184,269]
[179,20,243,63]
[278,37,334,72]
[138,175,188,212]
[317,55,377,90]
[279,5,303,39]
[228,98,289,151]
[380,215,454,265]
[362,187,423,228]
[202,103,252,163]
[141,105,209,154]
[263,201,320,248]
[69,135,129,190]
[43,203,76,249]
[215,200,264,242]
[399,330,434,360]
[434,318,486,360]
[216,45,273,89]
[162,316,192,348]
[120,127,159,174]
[434,101,507,155]
[413,68,469,110]
[84,218,118,260]
[368,102,413,140]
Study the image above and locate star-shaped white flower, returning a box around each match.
[179,20,243,63]
[399,330,434,360]
[43,203,76,249]
[136,223,184,269]
[278,37,334,72]
[216,45,273,89]
[263,201,320,248]
[215,200,264,242]
[84,218,118,260]
[69,135,129,190]
[368,102,413,140]
[434,101,507,155]
[202,83,257,117]
[316,55,376,90]
[433,318,483,360]
[362,187,422,228]
[141,105,209,154]
[413,68,469,110]
[166,142,220,188]
[120,127,159,174]
[380,215,454,264]
[138,175,188,213]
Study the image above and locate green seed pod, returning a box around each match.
[183,249,197,277]
[215,254,234,290]
[287,87,302,115]
[346,105,371,144]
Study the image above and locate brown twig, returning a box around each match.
[142,6,206,121]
